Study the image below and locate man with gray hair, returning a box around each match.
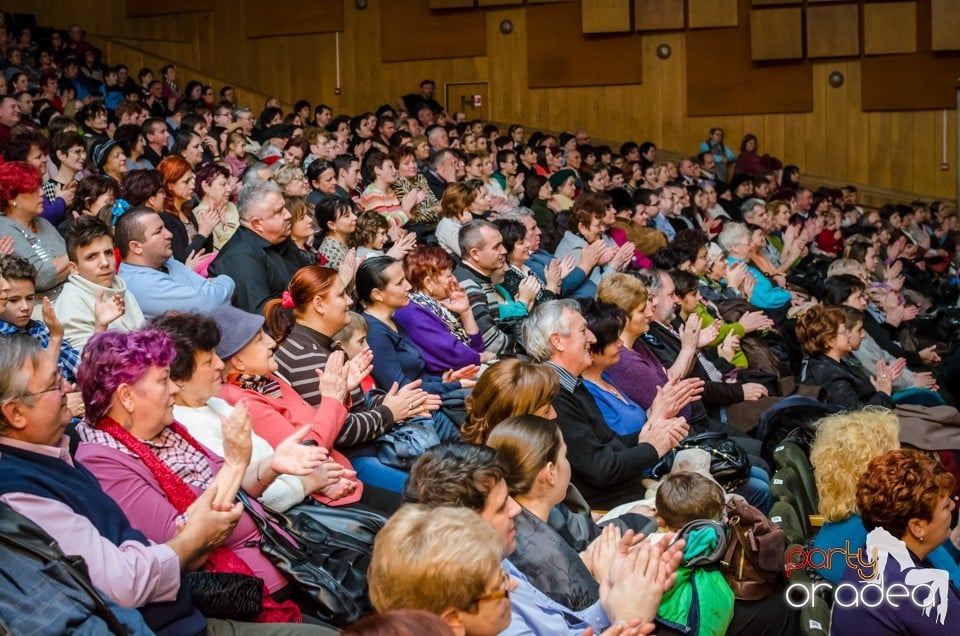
[523,300,687,509]
[453,219,515,356]
[209,181,306,313]
[426,148,458,201]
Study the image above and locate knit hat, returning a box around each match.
[208,304,266,360]
[89,138,119,171]
[706,242,726,266]
[549,168,577,190]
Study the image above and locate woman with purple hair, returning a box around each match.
[74,328,330,625]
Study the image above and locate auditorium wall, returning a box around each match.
[10,0,957,200]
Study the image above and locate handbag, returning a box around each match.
[651,431,751,488]
[376,420,441,470]
[238,491,372,626]
[280,497,386,554]
[185,571,263,620]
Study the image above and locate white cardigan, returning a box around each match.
[173,398,307,512]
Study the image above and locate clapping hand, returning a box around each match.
[317,350,350,402]
[270,425,329,476]
[344,348,374,393]
[94,291,126,330]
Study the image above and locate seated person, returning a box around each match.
[499,208,591,300]
[74,329,334,625]
[116,206,235,319]
[453,220,518,357]
[208,181,309,314]
[368,504,513,636]
[521,299,684,510]
[652,472,734,636]
[808,409,939,584]
[402,443,683,635]
[0,334,322,634]
[55,215,145,352]
[151,309,366,512]
[393,245,494,374]
[554,195,630,299]
[487,414,607,611]
[496,218,559,306]
[830,449,960,635]
[358,255,473,438]
[268,265,434,493]
[0,255,81,384]
[717,223,793,313]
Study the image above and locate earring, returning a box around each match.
[10,201,16,207]
[919,535,925,543]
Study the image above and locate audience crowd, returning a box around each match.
[2,16,960,636]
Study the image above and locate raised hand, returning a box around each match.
[648,377,704,421]
[220,401,253,470]
[382,380,434,420]
[581,239,606,270]
[919,345,941,366]
[739,310,774,333]
[718,331,740,362]
[339,249,359,287]
[196,203,225,237]
[184,248,210,272]
[598,244,618,266]
[42,297,64,342]
[637,417,688,456]
[345,348,374,392]
[697,320,721,349]
[317,350,350,402]
[401,188,426,213]
[544,258,562,292]
[870,359,894,396]
[740,382,769,401]
[725,261,747,290]
[94,291,126,331]
[439,284,471,315]
[442,364,480,384]
[612,242,636,271]
[179,483,243,551]
[558,253,577,278]
[271,425,328,476]
[678,314,702,351]
[385,231,418,259]
[517,274,541,305]
[585,523,623,581]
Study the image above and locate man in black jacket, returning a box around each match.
[208,181,309,314]
[522,299,684,509]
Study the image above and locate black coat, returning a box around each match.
[160,210,210,264]
[208,227,308,314]
[551,383,658,510]
[800,354,894,411]
[646,322,745,407]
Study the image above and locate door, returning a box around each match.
[446,82,489,120]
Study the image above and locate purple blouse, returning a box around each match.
[393,301,485,374]
[604,343,694,422]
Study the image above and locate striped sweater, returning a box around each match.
[274,323,395,448]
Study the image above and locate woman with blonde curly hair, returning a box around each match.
[807,407,953,585]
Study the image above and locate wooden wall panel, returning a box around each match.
[688,0,737,29]
[806,4,859,58]
[478,0,523,5]
[582,0,632,33]
[381,0,486,62]
[126,0,211,17]
[687,1,811,116]
[861,0,960,110]
[863,2,917,55]
[245,1,344,38]
[931,0,960,51]
[528,0,642,87]
[7,0,957,200]
[750,8,803,60]
[634,0,685,31]
[429,0,475,7]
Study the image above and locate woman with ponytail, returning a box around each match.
[266,265,434,494]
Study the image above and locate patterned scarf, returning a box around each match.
[408,291,471,346]
[94,417,301,624]
[225,373,283,398]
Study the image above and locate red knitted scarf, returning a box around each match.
[95,417,301,624]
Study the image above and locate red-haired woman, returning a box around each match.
[393,245,494,374]
[157,156,221,267]
[0,161,70,301]
[830,449,960,635]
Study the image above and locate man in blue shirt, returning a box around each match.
[401,443,683,635]
[115,207,235,319]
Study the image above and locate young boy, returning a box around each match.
[653,471,734,636]
[0,254,86,416]
[54,215,144,352]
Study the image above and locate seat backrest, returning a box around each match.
[771,466,815,522]
[769,500,807,545]
[773,441,819,512]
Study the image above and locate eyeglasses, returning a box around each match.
[21,370,65,398]
[470,569,511,605]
